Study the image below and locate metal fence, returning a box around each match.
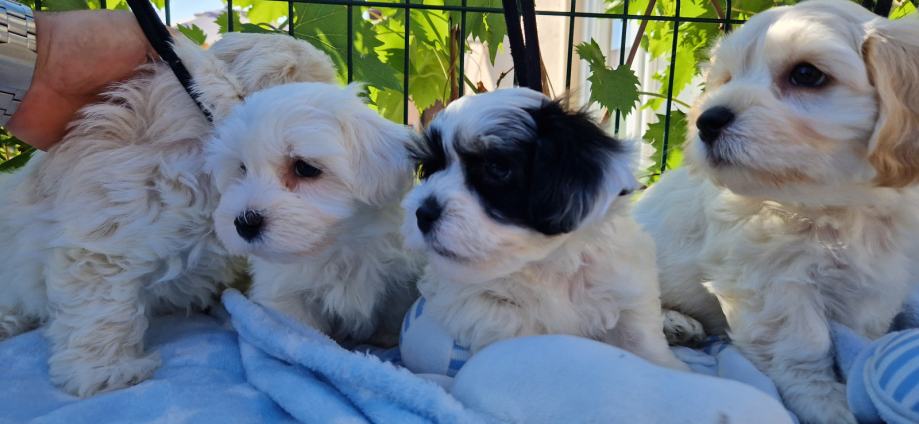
[25,0,897,175]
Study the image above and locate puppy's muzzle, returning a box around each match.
[234,210,265,242]
[415,196,443,235]
[696,106,735,145]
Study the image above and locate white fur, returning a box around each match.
[403,88,687,371]
[634,2,919,422]
[0,33,337,396]
[206,83,421,345]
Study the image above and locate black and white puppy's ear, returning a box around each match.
[526,101,638,235]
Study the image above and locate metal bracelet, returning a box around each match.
[0,0,37,127]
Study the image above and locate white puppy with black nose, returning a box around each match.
[635,1,919,423]
[401,87,686,370]
[207,82,421,346]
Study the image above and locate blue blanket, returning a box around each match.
[0,311,294,424]
[0,290,801,423]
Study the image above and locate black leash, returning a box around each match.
[501,0,543,93]
[862,0,893,17]
[126,0,213,123]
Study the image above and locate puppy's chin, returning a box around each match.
[687,137,876,205]
[423,248,528,285]
[405,227,563,285]
[214,216,337,264]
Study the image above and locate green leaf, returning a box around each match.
[292,3,349,81]
[369,86,405,123]
[0,147,34,173]
[577,40,641,117]
[42,0,89,11]
[575,38,607,68]
[643,110,687,179]
[177,23,207,46]
[216,10,244,34]
[605,0,651,15]
[481,12,507,63]
[410,56,447,111]
[892,1,917,19]
[245,2,289,24]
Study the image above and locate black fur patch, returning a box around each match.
[460,100,625,236]
[408,127,447,180]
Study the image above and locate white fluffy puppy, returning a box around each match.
[635,1,919,423]
[206,82,421,346]
[0,33,336,397]
[401,87,686,370]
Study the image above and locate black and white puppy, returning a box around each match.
[401,87,686,370]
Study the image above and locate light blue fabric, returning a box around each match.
[221,289,489,424]
[833,322,919,424]
[0,313,295,424]
[5,288,904,423]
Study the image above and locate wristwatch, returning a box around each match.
[0,0,36,127]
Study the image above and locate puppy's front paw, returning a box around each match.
[662,309,706,347]
[0,308,38,340]
[50,352,161,397]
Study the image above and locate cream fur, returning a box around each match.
[634,2,919,423]
[206,83,421,346]
[0,33,337,396]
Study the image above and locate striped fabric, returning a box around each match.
[400,297,472,377]
[850,329,919,423]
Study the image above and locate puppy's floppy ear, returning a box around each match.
[339,85,415,206]
[863,16,919,188]
[526,101,638,235]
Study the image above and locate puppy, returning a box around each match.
[0,33,336,396]
[401,87,686,370]
[634,2,919,422]
[206,82,421,346]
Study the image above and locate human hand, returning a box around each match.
[6,10,154,150]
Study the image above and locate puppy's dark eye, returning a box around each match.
[484,159,512,182]
[789,63,828,88]
[293,159,322,178]
[240,163,247,175]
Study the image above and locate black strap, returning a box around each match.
[126,0,213,122]
[862,0,893,17]
[518,0,542,93]
[500,0,542,92]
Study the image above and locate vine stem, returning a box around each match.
[625,0,657,67]
[709,0,725,20]
[639,91,690,108]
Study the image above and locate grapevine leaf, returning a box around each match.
[481,12,506,62]
[892,1,917,19]
[44,0,89,11]
[577,40,641,117]
[605,0,651,15]
[643,110,687,179]
[177,23,207,46]
[410,57,447,111]
[245,2,289,24]
[216,10,244,34]
[0,147,34,173]
[369,87,405,123]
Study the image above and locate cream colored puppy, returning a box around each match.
[0,33,336,397]
[206,82,421,346]
[635,2,919,423]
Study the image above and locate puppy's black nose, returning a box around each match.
[696,106,735,144]
[234,210,264,242]
[416,197,442,235]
